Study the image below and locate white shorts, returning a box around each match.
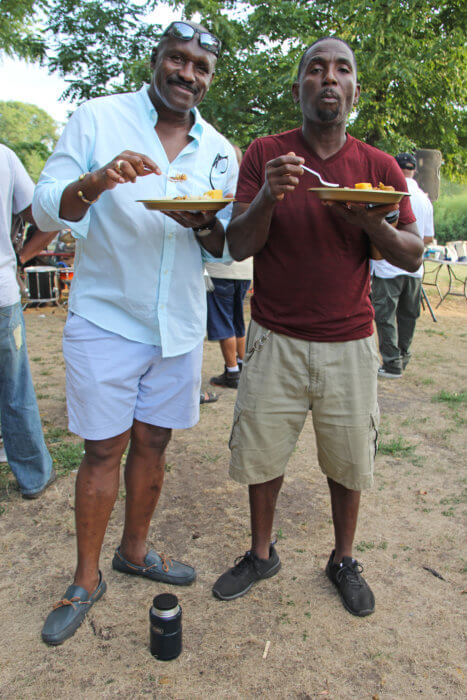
[62,313,203,440]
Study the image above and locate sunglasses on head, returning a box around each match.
[162,21,221,57]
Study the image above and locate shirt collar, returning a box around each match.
[139,85,204,142]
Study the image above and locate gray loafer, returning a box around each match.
[41,571,107,646]
[112,548,196,585]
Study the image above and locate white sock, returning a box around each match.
[226,364,239,372]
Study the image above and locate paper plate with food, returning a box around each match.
[308,182,410,205]
[138,190,235,212]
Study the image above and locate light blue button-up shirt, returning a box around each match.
[33,86,237,357]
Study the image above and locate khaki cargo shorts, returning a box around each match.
[229,320,380,491]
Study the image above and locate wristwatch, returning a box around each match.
[193,217,217,237]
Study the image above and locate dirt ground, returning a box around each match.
[0,288,465,699]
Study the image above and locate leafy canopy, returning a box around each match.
[2,0,465,179]
[0,0,47,60]
[0,101,59,180]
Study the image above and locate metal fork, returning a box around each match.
[301,164,340,187]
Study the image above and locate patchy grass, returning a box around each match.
[45,427,71,442]
[378,436,416,457]
[48,442,83,476]
[431,390,467,406]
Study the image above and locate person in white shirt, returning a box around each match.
[33,20,238,646]
[0,145,56,498]
[372,152,434,378]
[206,145,253,390]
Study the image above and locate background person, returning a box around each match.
[372,152,434,378]
[33,20,237,646]
[0,144,56,498]
[212,37,423,616]
[206,255,252,389]
[207,145,253,390]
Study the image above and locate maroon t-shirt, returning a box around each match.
[236,130,416,342]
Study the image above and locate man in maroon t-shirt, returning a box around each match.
[212,37,422,616]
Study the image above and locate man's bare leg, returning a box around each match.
[327,477,361,562]
[236,335,246,362]
[74,429,131,593]
[119,420,171,565]
[219,336,237,367]
[250,475,284,559]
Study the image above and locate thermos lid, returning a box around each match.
[153,593,179,613]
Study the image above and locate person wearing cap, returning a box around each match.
[372,153,434,378]
[33,20,238,646]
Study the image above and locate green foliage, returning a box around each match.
[0,100,59,180]
[0,0,46,60]
[433,190,467,245]
[3,0,466,179]
[169,0,467,178]
[44,0,161,103]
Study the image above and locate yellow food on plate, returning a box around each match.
[354,182,396,191]
[172,190,225,201]
[202,189,223,199]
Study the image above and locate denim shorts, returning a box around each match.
[206,278,251,341]
[62,313,203,440]
[229,320,380,491]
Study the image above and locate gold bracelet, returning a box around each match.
[77,172,100,205]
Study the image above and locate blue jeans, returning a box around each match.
[0,302,52,495]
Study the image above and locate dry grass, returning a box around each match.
[0,289,465,698]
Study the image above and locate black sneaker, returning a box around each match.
[325,550,375,617]
[210,366,241,389]
[212,545,281,600]
[377,366,402,379]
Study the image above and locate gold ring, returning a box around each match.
[115,159,124,174]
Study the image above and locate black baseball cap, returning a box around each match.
[395,152,417,170]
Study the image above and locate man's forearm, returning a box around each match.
[227,188,276,260]
[195,218,226,258]
[368,222,424,272]
[19,230,59,264]
[59,172,105,222]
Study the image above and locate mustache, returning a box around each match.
[168,78,197,94]
[319,89,339,100]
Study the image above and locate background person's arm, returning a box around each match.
[16,205,59,264]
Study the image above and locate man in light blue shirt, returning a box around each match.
[34,20,237,646]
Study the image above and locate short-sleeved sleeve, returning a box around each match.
[10,150,34,215]
[235,139,266,204]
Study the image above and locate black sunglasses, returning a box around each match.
[162,21,221,57]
